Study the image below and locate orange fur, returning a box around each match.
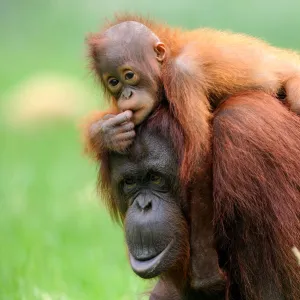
[86,14,300,186]
[84,17,300,298]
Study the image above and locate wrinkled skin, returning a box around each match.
[109,130,189,279]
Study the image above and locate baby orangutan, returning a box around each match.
[85,14,300,183]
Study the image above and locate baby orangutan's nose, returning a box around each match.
[121,89,133,100]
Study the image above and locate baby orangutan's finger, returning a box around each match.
[115,130,136,142]
[105,110,133,128]
[118,121,135,133]
[102,114,117,120]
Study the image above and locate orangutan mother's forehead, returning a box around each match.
[109,130,178,183]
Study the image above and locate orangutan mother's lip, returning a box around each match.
[129,240,174,278]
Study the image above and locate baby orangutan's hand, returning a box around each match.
[89,110,135,152]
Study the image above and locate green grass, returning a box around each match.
[0,123,150,299]
[0,2,159,297]
[1,1,300,299]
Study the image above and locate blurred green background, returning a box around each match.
[0,1,299,299]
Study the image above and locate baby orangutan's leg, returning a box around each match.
[285,75,300,113]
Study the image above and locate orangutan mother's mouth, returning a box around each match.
[129,240,174,278]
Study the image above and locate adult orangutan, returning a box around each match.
[86,14,300,186]
[84,92,300,299]
[105,102,225,299]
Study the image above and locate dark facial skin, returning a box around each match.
[109,130,189,279]
[91,21,166,152]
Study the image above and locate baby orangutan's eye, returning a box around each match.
[125,71,134,80]
[108,77,119,87]
[123,70,139,85]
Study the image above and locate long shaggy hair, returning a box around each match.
[87,88,300,298]
[213,92,300,300]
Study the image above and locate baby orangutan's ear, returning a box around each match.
[154,42,166,62]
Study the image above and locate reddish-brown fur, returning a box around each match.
[213,92,300,299]
[87,14,300,186]
[84,92,300,299]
